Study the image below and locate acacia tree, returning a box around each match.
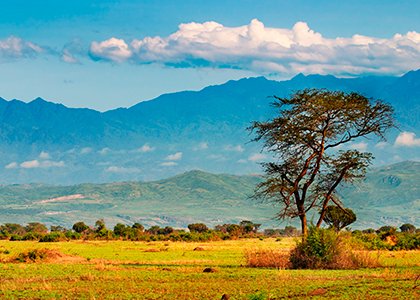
[249,89,395,235]
[323,205,357,232]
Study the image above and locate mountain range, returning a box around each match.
[1,161,419,230]
[0,69,420,185]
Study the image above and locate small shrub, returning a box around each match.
[10,234,22,241]
[22,232,43,241]
[39,232,65,242]
[290,225,380,269]
[13,249,49,262]
[245,248,290,269]
[65,231,82,240]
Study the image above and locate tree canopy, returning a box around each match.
[323,205,357,232]
[249,89,395,235]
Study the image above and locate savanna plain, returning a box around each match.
[1,238,419,299]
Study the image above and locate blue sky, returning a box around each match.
[1,0,420,111]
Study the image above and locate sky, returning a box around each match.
[1,0,420,111]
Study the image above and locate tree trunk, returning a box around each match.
[299,214,307,236]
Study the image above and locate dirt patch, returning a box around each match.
[194,247,205,251]
[144,249,159,252]
[9,248,85,264]
[307,288,328,296]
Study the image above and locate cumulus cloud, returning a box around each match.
[0,36,47,61]
[107,166,140,173]
[130,144,155,153]
[39,151,50,159]
[348,142,368,150]
[224,145,245,152]
[193,142,208,150]
[98,147,111,155]
[60,38,88,64]
[5,162,17,169]
[394,131,420,147]
[88,19,420,76]
[80,147,92,154]
[20,160,40,168]
[90,37,132,63]
[375,142,389,149]
[165,152,182,160]
[160,162,178,166]
[19,159,64,169]
[42,160,65,168]
[248,153,267,162]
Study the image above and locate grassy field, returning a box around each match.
[0,238,420,299]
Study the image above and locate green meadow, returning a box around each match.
[1,238,420,299]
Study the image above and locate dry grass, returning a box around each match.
[244,248,291,269]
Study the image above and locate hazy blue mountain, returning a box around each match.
[0,70,419,184]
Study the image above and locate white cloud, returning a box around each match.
[107,166,140,173]
[224,145,245,152]
[39,151,50,159]
[394,131,420,147]
[41,160,65,168]
[237,159,248,164]
[160,162,178,166]
[60,38,87,64]
[90,37,132,63]
[88,19,420,76]
[193,142,208,150]
[0,36,47,61]
[98,147,111,155]
[131,144,155,153]
[80,147,92,154]
[248,153,268,162]
[375,142,388,149]
[5,162,17,169]
[348,142,368,150]
[165,152,182,160]
[20,160,40,169]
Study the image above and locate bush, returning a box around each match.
[10,234,22,241]
[39,232,65,242]
[22,232,43,241]
[290,225,380,269]
[72,222,89,233]
[188,223,209,233]
[65,231,82,240]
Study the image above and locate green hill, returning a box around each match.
[1,162,420,230]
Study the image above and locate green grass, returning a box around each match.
[0,238,419,299]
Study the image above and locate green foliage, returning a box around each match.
[10,234,22,241]
[64,231,82,240]
[323,205,357,232]
[72,222,89,233]
[132,223,144,231]
[188,223,209,233]
[378,226,396,233]
[50,225,67,233]
[289,224,375,269]
[0,223,26,235]
[25,222,48,234]
[22,232,43,241]
[400,223,416,233]
[249,88,394,234]
[39,232,65,242]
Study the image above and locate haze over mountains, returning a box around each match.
[1,161,419,229]
[1,69,420,185]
